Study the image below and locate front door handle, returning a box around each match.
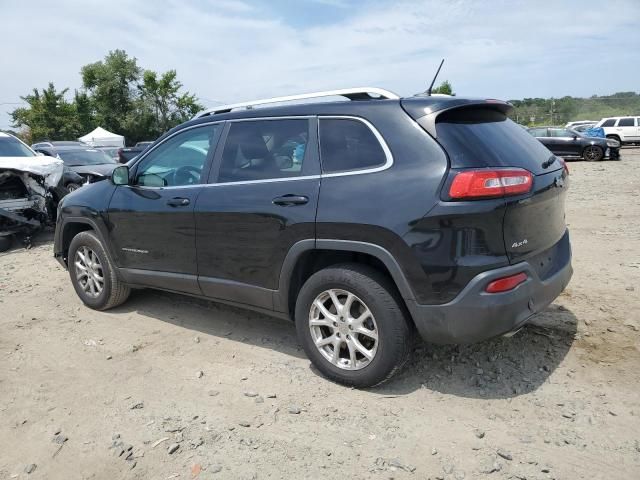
[272,194,309,206]
[167,197,190,207]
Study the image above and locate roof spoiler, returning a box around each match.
[402,98,513,138]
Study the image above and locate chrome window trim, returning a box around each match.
[128,115,393,190]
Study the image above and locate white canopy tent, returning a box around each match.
[78,127,125,147]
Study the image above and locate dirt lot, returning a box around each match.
[1,149,639,480]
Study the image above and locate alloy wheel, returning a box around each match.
[74,246,104,298]
[584,146,601,161]
[308,289,379,370]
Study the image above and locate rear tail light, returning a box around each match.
[485,272,528,293]
[449,168,533,199]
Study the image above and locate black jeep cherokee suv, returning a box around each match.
[54,88,572,387]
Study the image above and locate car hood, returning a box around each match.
[0,156,64,188]
[68,163,118,177]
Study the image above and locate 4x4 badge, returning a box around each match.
[511,239,528,248]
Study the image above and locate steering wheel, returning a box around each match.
[172,165,202,185]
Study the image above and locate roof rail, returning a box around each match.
[193,87,400,119]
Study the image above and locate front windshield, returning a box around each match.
[57,149,116,166]
[0,136,36,157]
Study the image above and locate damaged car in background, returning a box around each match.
[0,133,64,251]
[33,144,118,192]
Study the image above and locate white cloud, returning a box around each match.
[1,0,639,130]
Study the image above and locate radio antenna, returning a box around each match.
[426,58,445,96]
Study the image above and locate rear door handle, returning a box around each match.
[272,194,309,206]
[167,197,190,207]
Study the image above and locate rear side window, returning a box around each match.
[319,118,387,173]
[528,128,547,137]
[601,119,616,127]
[217,119,309,183]
[549,129,572,137]
[618,117,635,127]
[435,108,555,175]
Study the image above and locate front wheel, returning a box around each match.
[295,264,411,388]
[66,182,81,193]
[583,145,603,162]
[68,231,130,310]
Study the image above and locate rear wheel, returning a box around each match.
[583,145,603,162]
[68,231,130,310]
[606,135,621,146]
[295,264,411,388]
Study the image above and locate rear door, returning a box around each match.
[433,107,568,264]
[194,117,320,309]
[616,117,637,141]
[107,123,222,294]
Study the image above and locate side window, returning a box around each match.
[549,129,572,138]
[135,125,220,187]
[217,119,309,183]
[319,118,387,173]
[618,117,635,127]
[528,128,547,137]
[601,119,616,127]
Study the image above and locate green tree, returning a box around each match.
[138,69,202,137]
[11,83,80,141]
[432,80,454,95]
[81,49,141,136]
[11,50,205,144]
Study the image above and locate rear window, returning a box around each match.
[618,117,635,127]
[601,119,616,127]
[435,108,556,174]
[319,118,387,173]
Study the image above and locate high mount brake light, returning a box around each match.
[449,169,533,199]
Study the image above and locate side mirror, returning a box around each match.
[111,165,130,185]
[572,135,578,140]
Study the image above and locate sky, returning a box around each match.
[1,0,639,130]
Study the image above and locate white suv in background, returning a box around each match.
[596,116,640,145]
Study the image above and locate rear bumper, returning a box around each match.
[407,239,572,344]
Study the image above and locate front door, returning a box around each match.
[107,123,222,294]
[194,117,320,309]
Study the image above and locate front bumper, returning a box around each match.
[407,240,573,344]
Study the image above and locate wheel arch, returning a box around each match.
[275,239,416,321]
[58,217,115,268]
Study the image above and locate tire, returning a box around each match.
[583,145,603,162]
[66,183,81,193]
[68,231,130,310]
[606,135,621,146]
[295,263,411,388]
[0,235,12,252]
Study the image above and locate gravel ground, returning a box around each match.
[1,148,639,479]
